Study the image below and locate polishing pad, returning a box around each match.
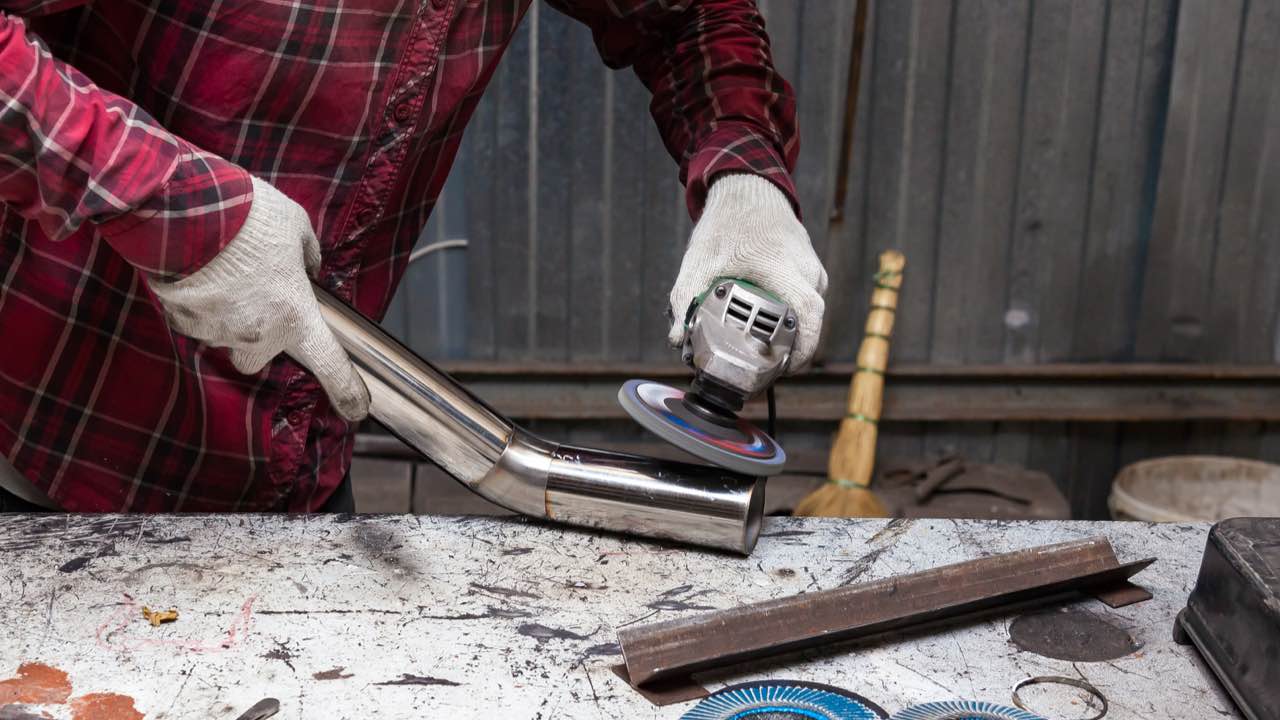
[618,379,786,476]
[890,701,1046,720]
[682,680,887,720]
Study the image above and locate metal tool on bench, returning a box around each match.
[618,279,795,476]
[234,698,280,720]
[1174,517,1280,720]
[311,284,765,554]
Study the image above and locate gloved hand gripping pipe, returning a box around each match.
[312,285,766,554]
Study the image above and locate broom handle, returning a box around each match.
[842,250,905,487]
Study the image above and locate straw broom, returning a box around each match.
[794,250,905,517]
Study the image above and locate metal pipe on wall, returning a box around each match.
[314,287,765,554]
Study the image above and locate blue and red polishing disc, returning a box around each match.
[618,379,786,476]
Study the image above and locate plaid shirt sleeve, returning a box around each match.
[0,12,252,278]
[546,0,800,220]
[0,0,87,15]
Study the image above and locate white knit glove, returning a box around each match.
[668,173,828,371]
[147,177,370,421]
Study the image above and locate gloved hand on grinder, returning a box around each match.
[147,177,371,422]
[668,173,829,371]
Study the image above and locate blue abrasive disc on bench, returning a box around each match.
[890,701,1046,720]
[681,680,887,720]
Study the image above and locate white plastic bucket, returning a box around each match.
[1109,455,1280,522]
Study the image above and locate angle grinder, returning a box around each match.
[618,278,796,476]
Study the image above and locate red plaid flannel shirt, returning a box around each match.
[0,0,798,511]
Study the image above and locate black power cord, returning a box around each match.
[766,385,777,440]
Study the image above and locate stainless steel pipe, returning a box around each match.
[314,287,765,554]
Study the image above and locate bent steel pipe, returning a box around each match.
[314,287,765,554]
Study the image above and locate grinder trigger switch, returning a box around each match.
[619,279,794,476]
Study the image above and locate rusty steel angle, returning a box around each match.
[616,536,1154,688]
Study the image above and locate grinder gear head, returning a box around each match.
[619,279,796,475]
[680,278,798,406]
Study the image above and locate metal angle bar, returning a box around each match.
[616,537,1154,687]
[436,362,1280,380]
[432,362,1280,422]
[828,0,870,223]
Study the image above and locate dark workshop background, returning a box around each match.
[357,0,1280,519]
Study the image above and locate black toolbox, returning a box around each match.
[1175,517,1280,720]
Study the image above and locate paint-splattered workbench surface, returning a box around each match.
[0,515,1232,719]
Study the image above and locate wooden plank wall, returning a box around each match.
[381,0,1280,518]
[1120,0,1280,502]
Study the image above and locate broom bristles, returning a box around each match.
[794,416,887,517]
[794,249,903,518]
[827,417,877,481]
[793,482,886,517]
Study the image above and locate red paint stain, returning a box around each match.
[0,665,142,719]
[69,692,143,720]
[0,662,72,704]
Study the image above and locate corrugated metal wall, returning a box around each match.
[379,0,1280,517]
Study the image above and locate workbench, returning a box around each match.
[0,515,1234,719]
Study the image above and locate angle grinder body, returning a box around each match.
[619,279,796,475]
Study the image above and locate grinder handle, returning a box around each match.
[830,250,905,487]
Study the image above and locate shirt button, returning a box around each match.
[393,101,414,123]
